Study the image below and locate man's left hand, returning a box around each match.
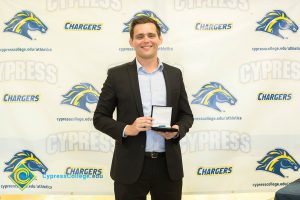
[156,125,179,140]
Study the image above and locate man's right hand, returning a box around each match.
[124,117,153,136]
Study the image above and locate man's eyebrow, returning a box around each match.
[135,32,156,36]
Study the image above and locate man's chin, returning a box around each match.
[137,54,157,60]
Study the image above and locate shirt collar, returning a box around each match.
[136,58,164,72]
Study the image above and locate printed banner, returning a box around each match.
[0,0,300,194]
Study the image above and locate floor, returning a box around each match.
[0,193,275,200]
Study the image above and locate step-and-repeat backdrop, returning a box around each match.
[1,0,300,195]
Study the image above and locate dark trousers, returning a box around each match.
[114,156,182,200]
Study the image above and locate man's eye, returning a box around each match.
[148,34,156,38]
[136,35,144,39]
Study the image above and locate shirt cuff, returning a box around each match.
[122,125,128,138]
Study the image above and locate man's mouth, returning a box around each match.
[141,46,152,49]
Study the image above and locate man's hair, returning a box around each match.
[130,16,161,39]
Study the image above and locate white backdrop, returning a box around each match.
[1,0,300,194]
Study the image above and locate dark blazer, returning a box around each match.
[93,60,193,184]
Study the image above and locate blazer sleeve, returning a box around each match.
[93,68,127,144]
[174,70,194,141]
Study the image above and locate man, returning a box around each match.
[93,16,193,200]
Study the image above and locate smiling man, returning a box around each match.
[93,16,193,200]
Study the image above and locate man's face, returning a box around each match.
[129,23,162,60]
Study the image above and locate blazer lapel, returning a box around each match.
[127,60,144,116]
[162,65,172,107]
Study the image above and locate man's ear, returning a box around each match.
[129,38,133,47]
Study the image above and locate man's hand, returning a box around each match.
[156,125,179,140]
[124,117,153,136]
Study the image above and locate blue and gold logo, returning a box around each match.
[191,82,237,112]
[256,148,299,177]
[61,83,100,113]
[4,11,47,40]
[256,10,298,39]
[123,10,169,34]
[4,150,48,190]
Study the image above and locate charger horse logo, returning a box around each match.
[61,83,100,112]
[4,10,47,40]
[256,10,298,39]
[123,10,169,34]
[191,82,237,112]
[256,149,300,177]
[4,150,48,174]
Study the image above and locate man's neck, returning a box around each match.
[136,57,159,73]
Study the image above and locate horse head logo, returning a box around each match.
[4,150,48,175]
[61,83,100,112]
[4,10,47,40]
[123,10,169,34]
[256,10,298,39]
[256,148,300,177]
[191,82,237,112]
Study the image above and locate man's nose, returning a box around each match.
[142,36,150,42]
